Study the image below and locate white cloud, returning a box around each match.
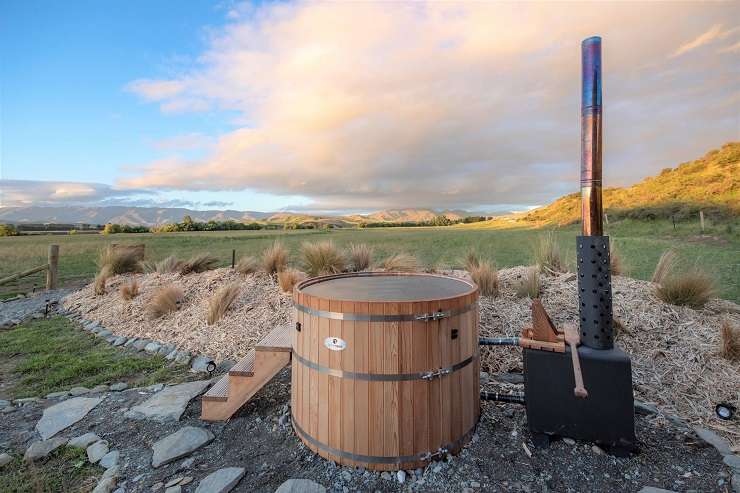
[670,24,737,58]
[119,1,740,210]
[0,180,153,207]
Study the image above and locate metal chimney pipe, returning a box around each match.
[580,36,603,236]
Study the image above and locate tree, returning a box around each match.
[0,224,18,236]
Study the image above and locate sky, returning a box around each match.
[1,1,738,214]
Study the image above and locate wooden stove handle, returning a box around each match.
[563,324,588,399]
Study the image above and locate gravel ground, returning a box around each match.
[1,368,735,493]
[0,288,73,327]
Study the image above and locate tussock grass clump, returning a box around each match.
[119,278,140,301]
[655,268,716,308]
[94,266,111,296]
[651,250,677,284]
[262,242,288,274]
[302,241,346,277]
[470,261,499,297]
[180,254,219,275]
[97,245,143,276]
[381,253,418,272]
[533,232,567,274]
[155,255,185,274]
[278,269,306,293]
[719,318,740,361]
[609,239,626,276]
[464,250,482,272]
[515,268,540,299]
[146,286,184,319]
[235,255,259,275]
[207,283,241,325]
[347,243,373,272]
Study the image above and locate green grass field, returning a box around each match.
[1,219,737,301]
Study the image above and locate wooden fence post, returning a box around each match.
[231,249,236,269]
[699,210,705,234]
[46,244,59,290]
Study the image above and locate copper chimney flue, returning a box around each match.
[580,36,603,236]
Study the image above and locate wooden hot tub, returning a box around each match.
[291,272,480,470]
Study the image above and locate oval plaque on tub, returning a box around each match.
[324,337,347,351]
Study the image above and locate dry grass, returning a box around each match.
[207,283,240,325]
[97,245,143,276]
[235,255,259,275]
[464,250,482,272]
[470,261,499,297]
[145,286,184,319]
[302,241,346,277]
[262,241,288,274]
[609,239,627,276]
[719,318,740,361]
[381,252,418,272]
[154,255,185,274]
[347,243,373,272]
[515,267,540,298]
[278,268,306,293]
[119,278,140,301]
[651,249,677,284]
[180,254,219,275]
[533,232,567,274]
[656,268,716,308]
[93,266,111,296]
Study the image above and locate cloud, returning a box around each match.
[151,133,215,152]
[0,179,155,207]
[670,24,737,58]
[120,1,740,210]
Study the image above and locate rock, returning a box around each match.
[274,479,327,493]
[493,372,524,384]
[175,351,192,365]
[126,380,211,422]
[0,399,9,408]
[731,474,740,493]
[92,477,117,493]
[563,437,576,445]
[100,450,119,468]
[180,477,193,485]
[151,426,214,468]
[110,382,128,392]
[381,472,392,480]
[106,336,118,344]
[470,481,481,488]
[341,470,352,482]
[693,426,732,456]
[145,342,162,354]
[165,487,181,493]
[166,477,184,487]
[178,457,196,470]
[46,391,70,399]
[397,470,406,483]
[592,445,604,455]
[123,338,138,347]
[634,401,658,416]
[165,350,179,361]
[194,467,245,493]
[724,454,740,472]
[479,371,489,384]
[191,355,215,373]
[637,488,677,493]
[24,437,66,461]
[87,440,109,463]
[153,482,164,491]
[14,397,41,404]
[69,387,90,396]
[132,339,150,351]
[35,396,104,439]
[103,465,120,480]
[68,432,101,449]
[91,384,109,393]
[0,453,12,467]
[97,329,112,338]
[159,344,176,356]
[112,336,127,347]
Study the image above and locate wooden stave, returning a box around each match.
[291,284,480,470]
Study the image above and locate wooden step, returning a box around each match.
[256,323,292,352]
[229,350,256,377]
[202,374,229,402]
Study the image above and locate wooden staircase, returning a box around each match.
[201,324,292,421]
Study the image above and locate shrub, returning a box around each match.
[207,283,241,325]
[464,250,482,272]
[655,268,716,308]
[180,254,219,275]
[381,253,418,272]
[533,232,567,274]
[97,245,143,276]
[119,278,140,301]
[651,250,677,284]
[154,255,185,274]
[515,268,540,299]
[278,269,306,293]
[470,261,499,297]
[146,286,184,319]
[719,318,740,361]
[262,241,288,274]
[347,243,373,272]
[235,255,259,275]
[302,241,346,277]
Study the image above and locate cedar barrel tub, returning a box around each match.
[291,272,480,470]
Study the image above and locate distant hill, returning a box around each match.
[0,205,477,227]
[524,142,739,225]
